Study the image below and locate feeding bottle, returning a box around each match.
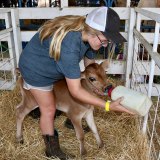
[105,85,153,116]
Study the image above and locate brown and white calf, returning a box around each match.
[16,61,110,155]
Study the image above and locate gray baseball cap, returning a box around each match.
[85,7,126,43]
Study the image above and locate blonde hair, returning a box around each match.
[38,15,100,61]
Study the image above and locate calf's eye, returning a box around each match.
[89,77,96,82]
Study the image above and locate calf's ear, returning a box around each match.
[100,60,109,70]
[81,71,86,79]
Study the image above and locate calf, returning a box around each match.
[16,61,109,155]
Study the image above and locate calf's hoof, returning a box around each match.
[98,141,104,148]
[16,136,24,144]
[80,148,87,155]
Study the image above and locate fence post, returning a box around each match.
[126,0,130,7]
[61,0,68,8]
[11,8,22,67]
[130,11,141,90]
[5,11,17,89]
[125,8,136,88]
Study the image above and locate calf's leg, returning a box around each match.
[69,115,87,155]
[16,104,38,143]
[85,109,104,148]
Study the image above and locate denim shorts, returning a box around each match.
[23,80,53,91]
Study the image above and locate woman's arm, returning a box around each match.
[66,77,105,107]
[65,77,135,114]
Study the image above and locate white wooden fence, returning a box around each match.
[0,9,17,90]
[0,6,160,160]
[131,8,160,160]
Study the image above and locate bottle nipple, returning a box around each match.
[104,85,114,97]
[108,87,114,97]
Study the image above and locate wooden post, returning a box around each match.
[11,8,22,67]
[61,0,68,8]
[125,8,136,88]
[126,0,131,7]
[5,11,17,89]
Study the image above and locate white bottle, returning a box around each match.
[109,86,153,116]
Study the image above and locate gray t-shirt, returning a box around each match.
[19,31,95,87]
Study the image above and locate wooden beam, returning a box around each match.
[17,7,130,20]
[0,28,13,35]
[135,8,160,22]
[134,28,160,68]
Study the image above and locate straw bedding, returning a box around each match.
[0,82,149,160]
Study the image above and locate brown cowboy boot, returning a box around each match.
[43,130,69,160]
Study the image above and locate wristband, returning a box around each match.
[105,101,111,112]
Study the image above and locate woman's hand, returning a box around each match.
[109,97,135,115]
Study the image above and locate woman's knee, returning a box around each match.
[40,105,56,118]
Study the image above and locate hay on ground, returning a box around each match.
[0,85,149,160]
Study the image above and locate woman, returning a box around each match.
[19,7,134,160]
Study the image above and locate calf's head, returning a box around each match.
[81,60,112,96]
